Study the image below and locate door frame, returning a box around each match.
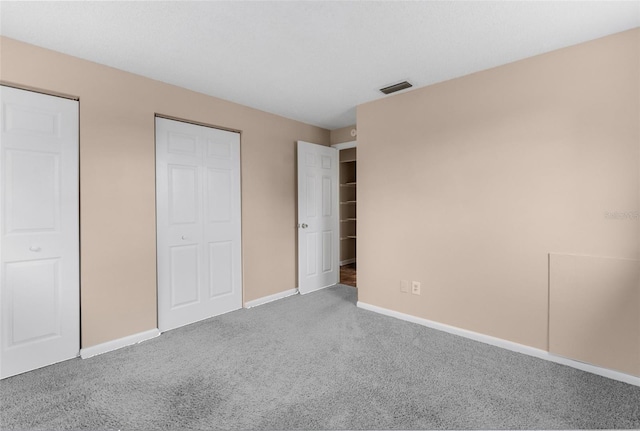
[331,140,357,151]
[331,140,357,278]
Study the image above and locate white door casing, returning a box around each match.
[297,141,339,294]
[156,117,242,332]
[0,86,79,379]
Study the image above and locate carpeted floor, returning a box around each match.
[1,284,639,430]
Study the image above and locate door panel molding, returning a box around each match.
[297,141,339,294]
[156,117,242,332]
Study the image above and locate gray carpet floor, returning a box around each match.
[1,284,639,430]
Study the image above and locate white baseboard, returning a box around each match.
[299,282,337,295]
[244,288,298,308]
[80,328,160,359]
[340,258,356,266]
[357,301,640,387]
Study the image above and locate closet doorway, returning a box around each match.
[333,141,357,287]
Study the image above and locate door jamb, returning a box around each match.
[331,140,356,151]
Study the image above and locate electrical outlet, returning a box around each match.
[411,281,421,295]
[400,280,409,293]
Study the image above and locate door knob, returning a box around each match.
[181,235,187,240]
[29,246,41,252]
[301,223,308,229]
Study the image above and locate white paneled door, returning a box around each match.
[0,86,79,379]
[156,118,242,332]
[297,141,339,294]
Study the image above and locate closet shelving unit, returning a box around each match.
[339,147,357,263]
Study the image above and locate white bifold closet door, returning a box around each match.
[0,86,79,379]
[156,117,242,332]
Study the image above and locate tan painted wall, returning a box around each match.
[549,254,639,376]
[357,28,639,373]
[330,125,357,145]
[0,37,329,348]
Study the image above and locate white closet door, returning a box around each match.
[156,118,242,332]
[0,86,79,379]
[297,141,339,294]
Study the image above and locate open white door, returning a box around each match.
[297,141,339,294]
[156,118,242,332]
[0,86,79,379]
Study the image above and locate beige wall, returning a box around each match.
[330,125,357,145]
[549,254,639,376]
[357,29,639,374]
[0,37,329,348]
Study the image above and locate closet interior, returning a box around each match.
[339,146,357,287]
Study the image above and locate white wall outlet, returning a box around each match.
[411,281,421,295]
[401,280,409,293]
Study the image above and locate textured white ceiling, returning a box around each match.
[1,1,638,130]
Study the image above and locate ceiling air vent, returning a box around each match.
[379,81,412,95]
